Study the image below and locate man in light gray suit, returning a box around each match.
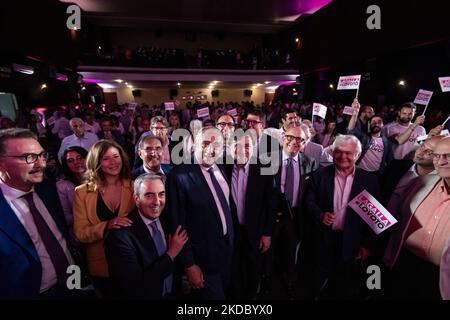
[383,137,450,299]
[300,123,333,169]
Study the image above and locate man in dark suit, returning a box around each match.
[97,116,125,148]
[227,133,277,299]
[105,174,187,299]
[167,126,235,299]
[305,134,380,299]
[132,135,173,179]
[0,128,78,299]
[264,126,316,299]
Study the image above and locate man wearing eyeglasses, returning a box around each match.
[381,135,444,212]
[215,114,235,165]
[383,137,450,299]
[263,126,316,299]
[245,109,278,169]
[0,128,78,299]
[132,135,173,180]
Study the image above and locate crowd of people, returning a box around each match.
[82,45,293,70]
[0,97,449,300]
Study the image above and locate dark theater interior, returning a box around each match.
[0,0,449,305]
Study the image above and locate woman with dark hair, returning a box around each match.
[318,119,338,148]
[57,146,88,241]
[73,140,135,298]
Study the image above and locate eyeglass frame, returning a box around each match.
[432,153,450,161]
[284,135,305,144]
[3,151,49,164]
[216,122,235,128]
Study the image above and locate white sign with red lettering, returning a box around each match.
[414,89,433,105]
[197,107,210,118]
[164,102,175,110]
[439,77,450,92]
[312,103,327,119]
[343,106,354,116]
[46,116,56,126]
[227,108,237,116]
[337,75,361,90]
[348,190,397,235]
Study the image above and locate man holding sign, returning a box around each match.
[305,134,380,299]
[383,103,426,160]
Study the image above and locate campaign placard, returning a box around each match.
[343,106,354,116]
[164,102,175,110]
[348,190,398,235]
[312,103,327,119]
[439,77,450,92]
[197,107,210,118]
[414,89,433,105]
[337,75,361,90]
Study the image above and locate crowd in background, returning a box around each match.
[1,96,449,300]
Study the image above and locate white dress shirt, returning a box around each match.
[57,132,99,162]
[0,180,74,292]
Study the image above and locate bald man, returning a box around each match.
[384,137,450,299]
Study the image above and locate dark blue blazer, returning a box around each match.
[0,180,72,299]
[304,165,380,264]
[166,163,233,276]
[104,209,174,299]
[132,164,173,180]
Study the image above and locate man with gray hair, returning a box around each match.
[305,134,380,299]
[134,116,175,168]
[105,173,188,299]
[167,126,235,299]
[132,135,173,179]
[57,117,98,162]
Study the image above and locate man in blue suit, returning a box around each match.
[132,135,172,179]
[305,134,380,299]
[167,126,235,299]
[0,128,77,299]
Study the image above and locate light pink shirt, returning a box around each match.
[333,167,355,231]
[385,122,426,160]
[358,137,384,172]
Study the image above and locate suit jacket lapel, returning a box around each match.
[0,190,40,262]
[188,165,223,223]
[129,210,159,258]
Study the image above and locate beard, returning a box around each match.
[370,126,381,134]
[399,117,411,124]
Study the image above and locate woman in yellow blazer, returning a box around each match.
[73,139,135,298]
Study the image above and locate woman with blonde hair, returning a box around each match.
[73,139,135,298]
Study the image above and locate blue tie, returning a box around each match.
[207,166,234,244]
[149,221,173,296]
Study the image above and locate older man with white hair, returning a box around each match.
[305,134,380,299]
[57,117,98,162]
